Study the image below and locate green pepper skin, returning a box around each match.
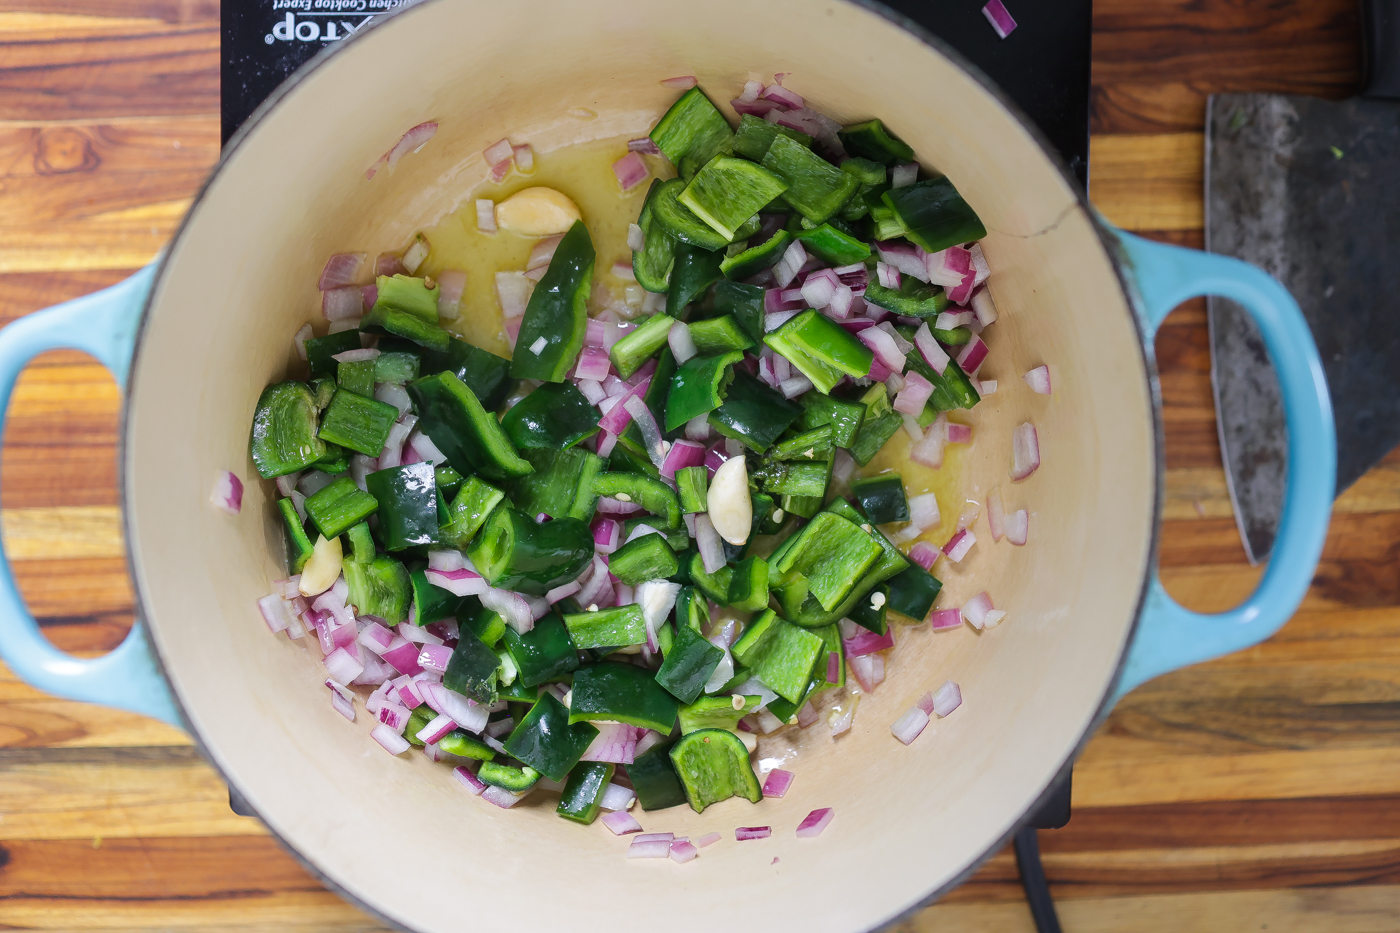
[305,331,362,381]
[863,277,949,318]
[303,475,379,539]
[407,372,533,482]
[726,555,770,613]
[499,382,600,451]
[569,662,679,733]
[437,475,507,550]
[632,179,679,294]
[719,230,792,281]
[761,134,860,224]
[853,473,910,524]
[343,555,411,625]
[316,388,399,458]
[686,551,734,604]
[787,499,909,628]
[469,507,594,596]
[509,448,603,523]
[557,762,615,825]
[359,305,451,351]
[666,245,724,318]
[337,359,375,397]
[649,87,734,169]
[478,761,542,793]
[838,118,915,165]
[849,583,889,635]
[438,730,496,762]
[502,612,580,688]
[625,738,687,811]
[768,425,836,461]
[764,310,874,394]
[794,223,872,265]
[443,627,500,705]
[676,466,709,514]
[609,314,675,379]
[665,350,743,432]
[364,462,439,551]
[687,316,755,355]
[591,473,681,529]
[669,729,763,813]
[679,156,788,241]
[463,601,508,648]
[677,695,759,734]
[608,534,679,586]
[250,382,326,478]
[410,567,467,626]
[277,498,314,573]
[707,370,802,453]
[649,179,730,251]
[419,338,514,411]
[511,220,594,382]
[673,585,709,634]
[503,693,599,782]
[710,281,766,345]
[800,393,866,449]
[881,177,987,254]
[886,562,944,622]
[374,349,421,386]
[373,274,439,322]
[563,604,646,650]
[655,621,724,704]
[775,511,883,612]
[732,113,813,161]
[404,707,433,747]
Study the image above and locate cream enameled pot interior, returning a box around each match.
[125,2,1157,930]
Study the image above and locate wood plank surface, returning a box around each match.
[0,1,1389,931]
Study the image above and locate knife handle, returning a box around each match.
[1361,0,1400,99]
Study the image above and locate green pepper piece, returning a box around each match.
[749,491,782,537]
[374,349,421,386]
[360,305,450,351]
[754,458,830,498]
[764,623,841,723]
[439,730,496,762]
[503,611,579,687]
[591,473,681,529]
[316,388,398,458]
[664,350,744,431]
[611,533,680,586]
[676,466,709,514]
[863,276,949,318]
[848,383,904,466]
[734,610,825,703]
[787,499,910,628]
[632,179,679,294]
[686,551,734,604]
[337,359,376,397]
[609,314,675,380]
[304,475,379,539]
[678,695,759,734]
[649,178,730,251]
[437,475,506,550]
[686,315,754,354]
[841,156,888,185]
[508,448,603,524]
[250,382,326,478]
[624,518,689,553]
[781,494,824,519]
[853,473,910,524]
[310,377,338,410]
[569,662,679,733]
[343,555,411,624]
[799,392,865,449]
[410,567,466,626]
[468,507,594,596]
[679,156,789,241]
[761,134,860,224]
[433,464,465,498]
[419,338,514,411]
[666,245,724,318]
[794,224,873,265]
[669,729,762,813]
[655,622,725,704]
[726,555,770,612]
[768,425,835,461]
[511,219,594,382]
[775,512,882,611]
[608,442,660,479]
[764,310,874,394]
[344,521,376,562]
[881,177,987,254]
[557,761,615,825]
[838,118,915,165]
[869,202,908,241]
[404,706,433,747]
[626,738,687,811]
[407,372,533,482]
[500,382,601,451]
[313,443,350,475]
[730,608,780,667]
[443,627,502,705]
[478,761,542,793]
[707,370,802,453]
[563,604,646,650]
[886,562,944,622]
[373,273,439,323]
[464,601,508,648]
[276,498,314,574]
[710,280,766,345]
[649,86,734,169]
[305,331,362,381]
[849,583,889,635]
[364,462,439,550]
[719,229,792,281]
[674,585,709,634]
[732,113,814,161]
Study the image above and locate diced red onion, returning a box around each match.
[693,513,725,574]
[590,519,623,561]
[774,239,808,288]
[910,415,947,469]
[210,471,243,516]
[328,679,357,709]
[669,840,698,864]
[330,689,356,722]
[667,321,697,364]
[779,373,813,399]
[796,808,834,838]
[611,261,636,281]
[735,826,772,841]
[969,244,991,285]
[765,286,806,313]
[257,594,292,634]
[495,271,532,319]
[381,637,425,676]
[425,568,486,598]
[596,373,653,436]
[684,415,712,442]
[661,75,697,89]
[526,594,551,622]
[761,83,803,108]
[929,608,963,630]
[962,592,995,629]
[944,528,976,562]
[434,269,466,320]
[971,286,998,326]
[891,706,930,745]
[800,268,838,309]
[857,325,906,374]
[324,646,364,685]
[1012,422,1040,481]
[475,199,497,234]
[513,143,534,173]
[935,310,975,332]
[762,769,794,797]
[765,310,800,333]
[925,246,972,288]
[1006,509,1029,546]
[292,324,314,362]
[932,680,963,717]
[623,396,668,471]
[602,810,642,835]
[848,654,877,693]
[985,487,1006,542]
[596,496,643,517]
[385,121,437,172]
[357,621,395,656]
[892,371,934,415]
[912,323,950,375]
[979,379,998,395]
[957,336,988,374]
[376,252,406,277]
[321,286,363,322]
[732,96,780,116]
[876,241,930,283]
[450,766,485,796]
[482,587,534,634]
[483,137,513,167]
[660,439,706,481]
[827,284,855,319]
[318,252,366,290]
[483,785,529,809]
[576,379,606,405]
[599,782,637,811]
[703,441,730,479]
[396,622,443,647]
[634,728,666,757]
[416,643,453,674]
[371,723,411,755]
[694,831,722,848]
[1023,365,1051,395]
[627,137,661,155]
[844,622,895,656]
[890,162,919,188]
[907,542,940,571]
[736,79,763,103]
[947,422,973,445]
[333,348,380,365]
[983,609,1008,628]
[875,261,902,291]
[627,839,671,859]
[545,581,581,605]
[612,152,649,191]
[983,0,1018,38]
[572,345,612,383]
[415,711,456,745]
[581,722,640,764]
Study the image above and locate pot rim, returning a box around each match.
[119,2,1164,929]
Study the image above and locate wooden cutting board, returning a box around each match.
[2,2,1398,930]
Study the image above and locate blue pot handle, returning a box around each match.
[0,266,182,727]
[1109,229,1336,701]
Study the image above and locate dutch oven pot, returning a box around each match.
[0,2,1335,931]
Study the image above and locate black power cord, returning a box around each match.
[1016,765,1071,933]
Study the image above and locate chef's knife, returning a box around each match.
[1205,0,1400,564]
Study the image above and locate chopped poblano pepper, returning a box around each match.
[786,498,909,628]
[881,176,987,254]
[869,202,908,241]
[411,567,467,626]
[687,315,755,354]
[436,474,506,550]
[502,612,579,688]
[305,331,362,380]
[608,533,678,586]
[314,443,350,475]
[710,280,766,345]
[655,621,725,704]
[754,458,830,498]
[781,493,824,520]
[316,387,398,457]
[277,498,314,573]
[848,383,904,466]
[679,156,789,241]
[733,610,825,703]
[466,601,509,648]
[760,134,860,224]
[557,762,614,825]
[337,359,375,397]
[886,561,944,622]
[633,179,679,294]
[895,324,982,409]
[676,466,709,514]
[719,229,792,281]
[626,738,687,811]
[478,761,542,793]
[838,118,915,165]
[364,462,439,551]
[372,273,439,323]
[360,304,450,351]
[438,730,496,761]
[499,382,600,451]
[468,507,595,596]
[310,377,338,410]
[664,350,743,431]
[511,220,594,382]
[443,627,501,704]
[751,491,783,537]
[250,382,326,478]
[774,511,883,612]
[763,310,875,394]
[343,554,410,625]
[768,424,836,461]
[732,113,814,161]
[502,693,598,782]
[649,86,734,169]
[669,729,763,813]
[609,314,674,379]
[405,707,433,746]
[678,695,760,734]
[569,662,679,734]
[590,473,681,529]
[862,276,949,318]
[686,551,734,604]
[849,582,889,635]
[563,604,646,650]
[707,370,802,453]
[666,245,724,318]
[433,464,464,498]
[726,555,770,612]
[853,473,910,524]
[649,178,730,251]
[345,521,376,563]
[304,475,379,539]
[800,392,866,449]
[674,585,709,634]
[419,338,514,411]
[407,372,533,482]
[508,447,603,523]
[794,223,872,265]
[373,349,420,386]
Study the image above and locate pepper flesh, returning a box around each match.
[764,310,875,395]
[590,473,681,529]
[509,447,604,523]
[499,382,600,450]
[317,387,399,457]
[609,314,674,379]
[510,220,595,382]
[568,662,679,733]
[468,507,594,596]
[343,555,410,625]
[364,462,439,550]
[664,350,744,431]
[881,176,987,254]
[407,372,533,482]
[443,627,501,704]
[303,475,379,539]
[503,692,598,782]
[625,737,687,811]
[562,604,646,650]
[707,370,802,453]
[420,338,514,411]
[250,382,326,478]
[668,729,763,813]
[655,621,725,704]
[557,762,615,825]
[608,533,679,586]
